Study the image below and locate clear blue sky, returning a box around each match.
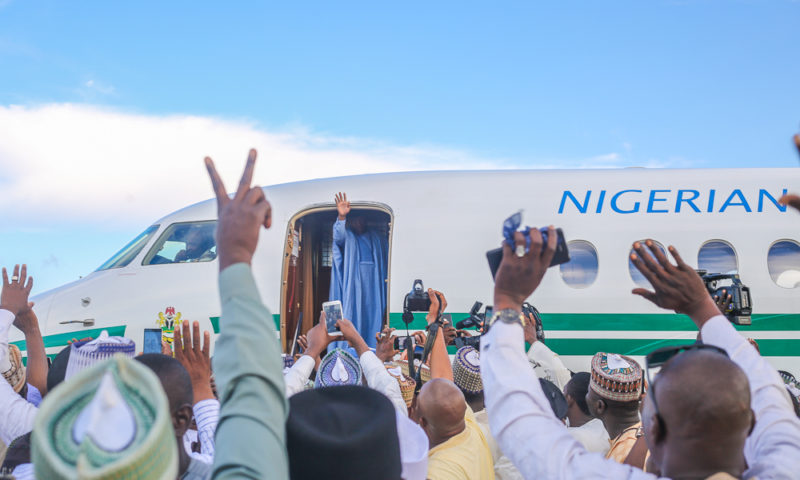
[1,0,799,293]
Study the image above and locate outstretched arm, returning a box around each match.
[426,289,453,382]
[205,150,289,480]
[630,240,800,478]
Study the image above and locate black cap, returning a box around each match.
[287,385,402,480]
[539,378,569,420]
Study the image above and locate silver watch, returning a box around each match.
[488,309,527,328]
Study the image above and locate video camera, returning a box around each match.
[453,302,495,350]
[697,270,753,325]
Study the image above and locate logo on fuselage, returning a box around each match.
[558,188,789,214]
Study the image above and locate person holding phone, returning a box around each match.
[329,192,388,348]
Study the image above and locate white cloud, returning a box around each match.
[83,79,115,95]
[0,103,649,229]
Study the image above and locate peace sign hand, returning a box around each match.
[205,149,272,271]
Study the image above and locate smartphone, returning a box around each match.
[484,306,493,323]
[322,300,344,336]
[394,335,414,350]
[440,313,452,325]
[487,227,570,279]
[143,328,163,354]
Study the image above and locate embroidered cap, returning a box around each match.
[315,348,362,388]
[32,355,177,480]
[398,360,431,384]
[64,331,136,381]
[2,344,26,393]
[452,346,483,395]
[589,352,643,402]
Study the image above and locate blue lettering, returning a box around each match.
[596,190,606,214]
[720,189,752,212]
[611,190,642,214]
[758,189,788,212]
[647,189,670,213]
[707,189,716,213]
[676,189,701,213]
[559,190,591,214]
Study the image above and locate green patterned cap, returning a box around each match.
[32,355,177,480]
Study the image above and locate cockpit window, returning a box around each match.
[96,225,160,271]
[143,221,217,265]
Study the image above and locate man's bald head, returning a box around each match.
[416,378,467,448]
[644,348,754,476]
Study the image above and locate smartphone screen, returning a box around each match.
[394,335,414,350]
[484,306,493,323]
[322,300,344,336]
[143,328,163,354]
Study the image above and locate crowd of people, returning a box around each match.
[2,140,800,479]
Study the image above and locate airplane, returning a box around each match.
[11,168,800,377]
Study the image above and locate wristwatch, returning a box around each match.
[488,309,527,328]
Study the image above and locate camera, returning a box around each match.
[522,302,545,342]
[405,279,432,312]
[456,301,484,330]
[697,270,753,325]
[454,334,481,349]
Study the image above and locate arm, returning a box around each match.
[0,374,37,446]
[333,218,346,248]
[701,315,800,478]
[193,398,221,459]
[426,289,453,382]
[283,355,315,397]
[14,309,47,396]
[204,151,288,479]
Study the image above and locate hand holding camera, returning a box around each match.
[426,288,447,325]
[494,226,558,312]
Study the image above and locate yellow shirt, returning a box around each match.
[427,405,495,480]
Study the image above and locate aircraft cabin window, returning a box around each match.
[559,240,599,288]
[768,240,800,289]
[143,221,218,265]
[96,225,160,271]
[628,240,667,288]
[698,240,738,274]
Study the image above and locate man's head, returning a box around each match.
[586,353,643,421]
[183,225,215,257]
[135,354,194,438]
[414,378,467,448]
[642,349,754,476]
[564,372,592,422]
[347,213,367,234]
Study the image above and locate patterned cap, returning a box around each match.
[32,355,177,480]
[398,360,431,384]
[589,352,643,402]
[452,346,483,395]
[315,348,362,388]
[385,364,416,407]
[2,344,26,393]
[65,331,136,381]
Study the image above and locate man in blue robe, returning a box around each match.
[329,192,388,348]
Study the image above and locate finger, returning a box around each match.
[202,331,210,359]
[245,186,266,205]
[779,193,800,213]
[632,288,658,304]
[182,321,191,354]
[235,149,257,200]
[667,246,691,271]
[540,225,557,266]
[634,242,667,280]
[173,328,184,360]
[192,321,201,352]
[794,134,800,157]
[513,231,527,257]
[12,265,19,282]
[630,250,662,288]
[205,157,229,207]
[343,192,347,203]
[646,240,676,273]
[1,268,7,287]
[527,227,543,257]
[19,264,27,288]
[25,277,33,294]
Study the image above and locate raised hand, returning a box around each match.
[205,149,272,271]
[522,313,538,345]
[335,192,351,220]
[795,133,800,157]
[1,264,34,316]
[174,321,214,403]
[777,133,800,213]
[305,314,338,360]
[630,240,720,328]
[426,288,447,324]
[336,318,369,355]
[375,327,399,362]
[713,288,733,314]
[493,226,557,312]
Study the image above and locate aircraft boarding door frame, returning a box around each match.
[279,202,394,353]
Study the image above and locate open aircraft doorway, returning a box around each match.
[280,203,393,353]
